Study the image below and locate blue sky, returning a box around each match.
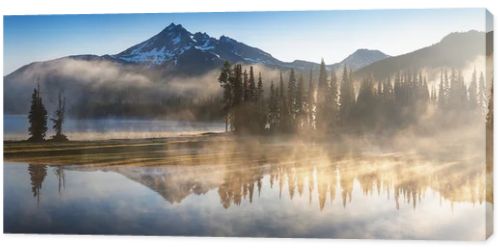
[4,9,489,75]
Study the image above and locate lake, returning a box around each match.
[3,139,493,239]
[3,114,225,140]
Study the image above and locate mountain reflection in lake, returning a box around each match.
[3,142,492,239]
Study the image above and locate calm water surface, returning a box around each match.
[3,114,224,140]
[3,149,492,239]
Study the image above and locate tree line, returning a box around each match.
[218,62,267,134]
[27,84,68,142]
[218,60,491,135]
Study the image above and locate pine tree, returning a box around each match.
[27,84,48,142]
[248,66,256,102]
[218,61,233,132]
[232,64,244,132]
[416,75,430,116]
[306,69,315,130]
[355,77,376,128]
[486,80,493,171]
[279,72,285,99]
[377,80,383,96]
[295,74,304,114]
[279,72,291,133]
[28,88,39,140]
[51,92,68,141]
[394,72,402,107]
[326,70,339,131]
[446,69,468,111]
[287,69,297,123]
[458,71,468,109]
[315,60,329,132]
[450,70,456,95]
[422,76,430,104]
[486,80,493,124]
[233,65,243,106]
[478,71,486,115]
[243,69,249,101]
[382,77,395,126]
[339,65,354,126]
[295,74,305,130]
[468,69,478,110]
[383,77,393,98]
[430,82,437,105]
[438,70,447,110]
[268,82,279,133]
[257,72,264,102]
[317,60,328,103]
[256,72,266,133]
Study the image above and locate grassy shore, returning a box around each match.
[4,133,326,168]
[4,133,244,167]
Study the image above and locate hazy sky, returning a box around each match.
[4,8,489,75]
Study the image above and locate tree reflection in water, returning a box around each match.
[27,164,47,205]
[25,143,492,212]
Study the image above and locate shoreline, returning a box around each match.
[3,132,237,166]
[3,131,228,144]
[4,129,487,170]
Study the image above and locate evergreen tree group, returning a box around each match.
[218,63,266,134]
[27,85,68,142]
[218,61,490,136]
[437,68,488,117]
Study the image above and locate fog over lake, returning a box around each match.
[4,114,225,141]
[3,135,493,239]
[3,150,491,239]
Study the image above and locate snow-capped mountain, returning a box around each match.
[115,23,215,65]
[112,23,282,73]
[112,23,387,72]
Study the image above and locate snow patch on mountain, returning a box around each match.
[172,35,181,45]
[113,23,282,67]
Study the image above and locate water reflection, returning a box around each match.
[22,149,491,211]
[6,140,491,238]
[54,166,66,194]
[27,164,47,204]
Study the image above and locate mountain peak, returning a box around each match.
[351,48,388,56]
[440,29,482,43]
[219,35,236,43]
[158,23,190,37]
[193,32,210,41]
[162,23,185,32]
[114,23,195,64]
[337,49,389,70]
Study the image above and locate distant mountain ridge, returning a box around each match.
[110,23,389,73]
[355,30,493,79]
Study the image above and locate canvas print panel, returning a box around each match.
[2,9,494,240]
